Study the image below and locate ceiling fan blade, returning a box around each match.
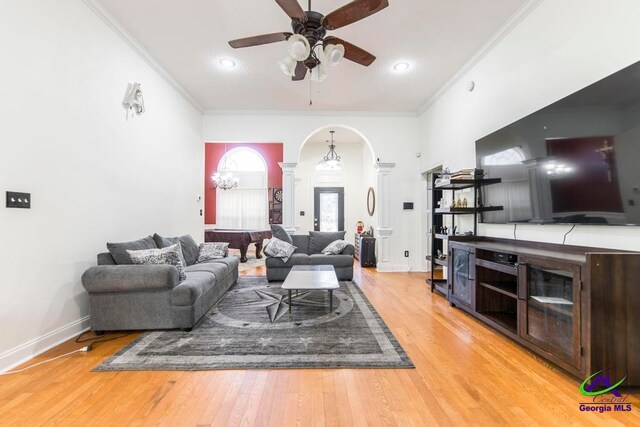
[229,32,292,48]
[323,0,389,30]
[275,0,307,21]
[292,61,308,81]
[325,36,376,66]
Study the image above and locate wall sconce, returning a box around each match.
[122,82,145,119]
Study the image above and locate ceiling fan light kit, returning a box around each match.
[278,55,298,76]
[311,63,329,82]
[324,44,345,67]
[287,34,311,61]
[228,0,389,83]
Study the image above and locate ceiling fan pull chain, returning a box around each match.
[309,76,313,106]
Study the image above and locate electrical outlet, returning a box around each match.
[200,209,203,216]
[404,251,409,257]
[6,191,31,209]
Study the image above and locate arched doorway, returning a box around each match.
[298,124,376,165]
[294,126,377,237]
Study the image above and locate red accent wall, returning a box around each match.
[204,142,283,225]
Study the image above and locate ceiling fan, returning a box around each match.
[228,0,389,82]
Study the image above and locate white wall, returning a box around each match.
[418,0,640,250]
[0,0,203,371]
[203,113,422,271]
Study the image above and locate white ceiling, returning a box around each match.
[98,0,528,112]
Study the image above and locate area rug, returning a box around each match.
[95,276,413,371]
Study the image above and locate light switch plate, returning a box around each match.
[6,191,31,209]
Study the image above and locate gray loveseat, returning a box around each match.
[266,231,354,282]
[81,234,239,331]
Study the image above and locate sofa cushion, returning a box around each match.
[154,239,187,267]
[107,235,157,265]
[153,234,200,266]
[265,253,310,268]
[202,257,240,275]
[97,252,116,265]
[322,239,350,255]
[308,231,346,254]
[171,271,216,306]
[309,254,354,268]
[184,261,229,280]
[291,235,310,254]
[127,244,187,282]
[197,242,229,262]
[271,224,293,245]
[264,237,297,262]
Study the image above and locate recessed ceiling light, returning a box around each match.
[393,61,410,72]
[218,58,236,69]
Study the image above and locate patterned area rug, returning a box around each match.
[95,276,413,370]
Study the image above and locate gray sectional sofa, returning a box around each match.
[81,234,238,331]
[266,230,355,282]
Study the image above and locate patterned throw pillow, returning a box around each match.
[264,237,297,263]
[322,239,349,255]
[197,242,229,263]
[127,243,186,282]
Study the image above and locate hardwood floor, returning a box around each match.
[1,263,638,426]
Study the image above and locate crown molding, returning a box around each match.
[82,0,203,112]
[417,0,544,116]
[203,109,418,118]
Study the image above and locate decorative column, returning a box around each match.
[278,162,297,234]
[374,162,395,272]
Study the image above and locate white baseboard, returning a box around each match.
[392,264,410,272]
[0,316,91,373]
[376,264,412,273]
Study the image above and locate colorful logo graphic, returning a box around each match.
[580,369,627,397]
[579,369,632,413]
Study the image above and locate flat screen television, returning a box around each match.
[476,60,640,225]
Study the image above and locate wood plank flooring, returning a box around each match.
[0,263,638,426]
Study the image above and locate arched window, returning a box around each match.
[481,147,526,166]
[216,147,269,229]
[219,147,267,172]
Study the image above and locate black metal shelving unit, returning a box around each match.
[426,175,502,296]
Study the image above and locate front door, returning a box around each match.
[314,187,344,232]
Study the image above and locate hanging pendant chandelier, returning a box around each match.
[211,144,239,190]
[320,130,341,170]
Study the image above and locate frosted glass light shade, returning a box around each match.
[310,63,329,82]
[324,44,345,67]
[278,56,297,76]
[287,34,311,61]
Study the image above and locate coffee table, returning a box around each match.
[281,265,340,314]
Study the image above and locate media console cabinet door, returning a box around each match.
[449,245,475,308]
[517,256,582,369]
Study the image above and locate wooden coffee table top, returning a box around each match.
[281,265,339,291]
